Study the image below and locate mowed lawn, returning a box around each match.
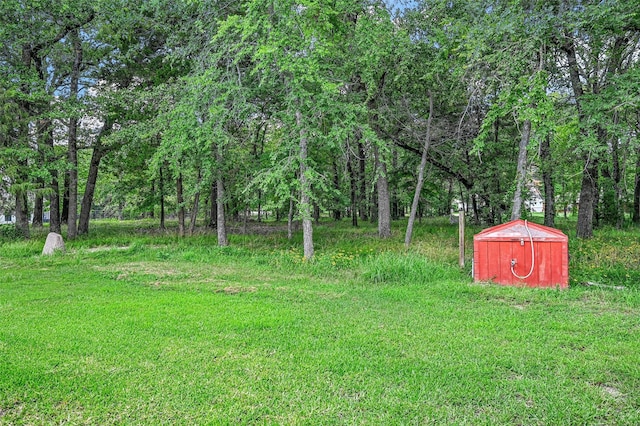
[1,220,639,424]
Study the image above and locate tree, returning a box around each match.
[405,92,433,247]
[66,28,83,239]
[221,0,367,259]
[555,0,640,237]
[76,0,190,235]
[0,0,97,238]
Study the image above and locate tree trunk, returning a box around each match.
[117,199,125,220]
[159,167,166,230]
[14,48,31,239]
[405,92,433,248]
[189,170,202,235]
[207,180,217,229]
[332,160,341,221]
[367,73,392,238]
[374,144,391,238]
[78,120,112,235]
[391,147,399,220]
[370,182,378,224]
[297,110,314,260]
[288,195,294,240]
[633,146,640,224]
[62,175,69,224]
[242,208,249,234]
[45,123,61,233]
[189,192,200,235]
[216,145,228,246]
[358,138,367,221]
[313,203,320,224]
[216,175,228,246]
[177,173,185,237]
[576,158,599,238]
[446,179,455,216]
[66,29,82,240]
[32,191,43,227]
[562,35,601,238]
[488,119,500,225]
[347,142,358,227]
[472,194,479,225]
[149,180,155,219]
[612,133,624,229]
[541,134,555,228]
[32,129,46,228]
[511,119,531,221]
[15,190,29,239]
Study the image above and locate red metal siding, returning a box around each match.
[473,220,568,288]
[474,240,490,281]
[537,242,550,285]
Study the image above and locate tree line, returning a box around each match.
[1,0,639,259]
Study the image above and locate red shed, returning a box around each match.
[473,220,568,288]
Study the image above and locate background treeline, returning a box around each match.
[1,0,639,258]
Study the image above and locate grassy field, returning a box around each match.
[1,218,639,424]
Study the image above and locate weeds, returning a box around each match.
[0,224,23,242]
[569,228,640,288]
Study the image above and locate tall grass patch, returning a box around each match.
[361,251,464,285]
[569,227,640,288]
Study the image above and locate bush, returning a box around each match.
[0,224,23,241]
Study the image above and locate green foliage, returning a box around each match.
[0,224,23,241]
[2,0,639,243]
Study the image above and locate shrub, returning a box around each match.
[0,224,23,242]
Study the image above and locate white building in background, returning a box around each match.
[525,180,545,213]
[1,175,52,225]
[0,214,16,224]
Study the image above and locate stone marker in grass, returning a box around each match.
[42,232,65,255]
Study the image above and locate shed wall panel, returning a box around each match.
[535,242,549,286]
[475,240,490,281]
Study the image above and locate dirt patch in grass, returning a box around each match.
[216,286,258,294]
[483,295,532,310]
[0,401,24,419]
[84,246,131,253]
[93,262,289,293]
[228,222,300,235]
[598,384,625,399]
[95,261,229,286]
[96,261,206,277]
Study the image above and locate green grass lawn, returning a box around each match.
[1,218,639,424]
